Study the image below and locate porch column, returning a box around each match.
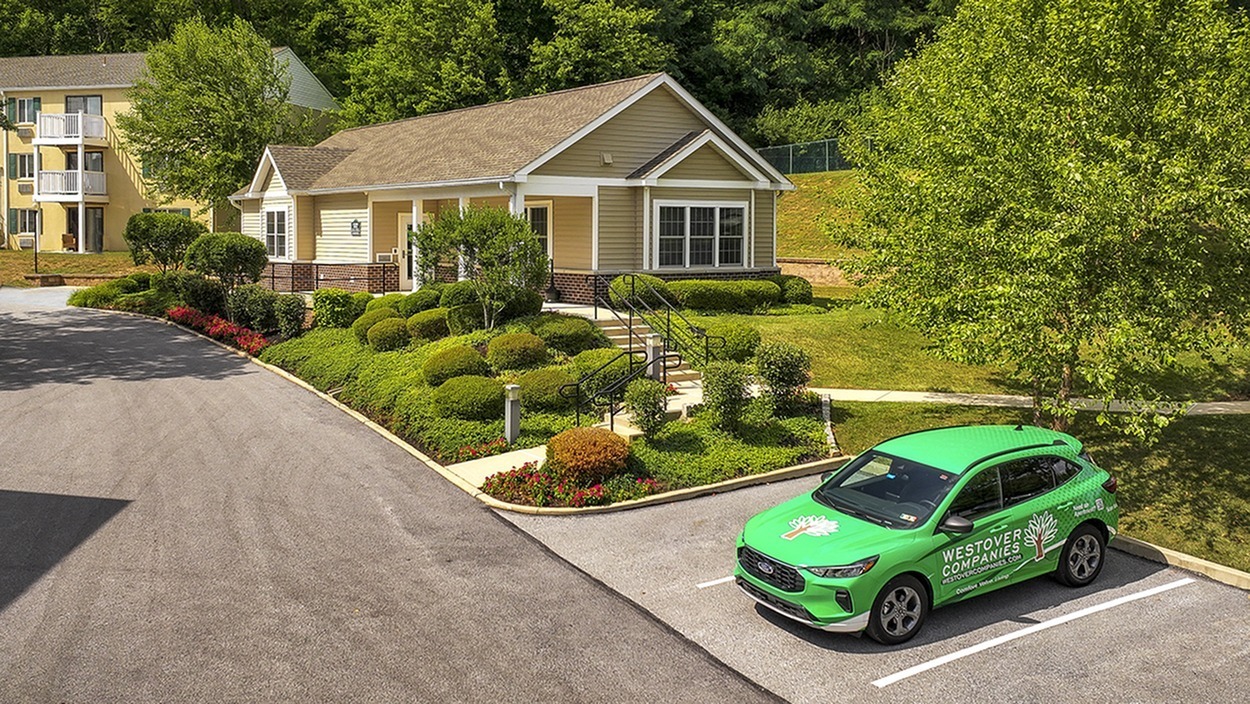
[508,185,524,216]
[411,198,423,288]
[77,141,85,253]
[457,196,467,280]
[642,186,651,270]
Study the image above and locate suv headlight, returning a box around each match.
[807,556,879,579]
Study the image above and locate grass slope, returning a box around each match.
[776,170,858,260]
[0,250,155,287]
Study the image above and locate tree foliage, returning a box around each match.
[122,212,208,273]
[835,0,1250,437]
[116,18,289,208]
[184,232,269,293]
[413,206,549,330]
[526,0,673,92]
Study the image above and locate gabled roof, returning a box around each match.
[627,130,706,179]
[264,146,354,190]
[0,53,147,89]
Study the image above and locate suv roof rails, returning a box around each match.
[964,442,1060,473]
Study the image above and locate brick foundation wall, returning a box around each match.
[259,262,399,294]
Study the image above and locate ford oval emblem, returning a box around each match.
[757,561,775,575]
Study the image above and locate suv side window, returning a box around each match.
[1052,457,1084,485]
[1001,457,1056,508]
[948,468,1002,520]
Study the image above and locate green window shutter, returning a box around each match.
[31,97,40,115]
[6,154,15,180]
[8,209,17,235]
[5,98,14,122]
[180,208,190,218]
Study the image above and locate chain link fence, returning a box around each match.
[757,138,850,175]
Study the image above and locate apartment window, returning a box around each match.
[66,151,105,172]
[65,95,103,115]
[654,203,748,268]
[10,209,39,234]
[11,97,40,124]
[526,203,551,255]
[265,210,288,259]
[13,154,35,179]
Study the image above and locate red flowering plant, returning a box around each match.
[167,306,271,355]
[454,437,510,463]
[480,461,661,508]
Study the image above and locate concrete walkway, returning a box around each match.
[809,387,1250,416]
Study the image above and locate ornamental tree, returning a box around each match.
[413,205,548,330]
[834,0,1250,437]
[184,232,269,295]
[122,212,207,273]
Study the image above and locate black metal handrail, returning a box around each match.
[559,349,683,429]
[592,273,726,367]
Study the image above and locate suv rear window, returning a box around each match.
[1000,457,1056,507]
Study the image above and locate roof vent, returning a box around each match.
[600,151,613,166]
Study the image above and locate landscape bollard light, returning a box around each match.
[647,333,665,381]
[504,384,521,444]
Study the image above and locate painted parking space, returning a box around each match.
[501,476,1250,703]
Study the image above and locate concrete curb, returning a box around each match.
[91,307,849,516]
[1111,535,1250,592]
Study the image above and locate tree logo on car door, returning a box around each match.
[1025,511,1059,561]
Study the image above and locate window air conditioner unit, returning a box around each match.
[16,127,33,139]
[17,235,35,250]
[375,252,395,263]
[17,182,33,195]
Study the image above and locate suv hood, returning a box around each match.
[742,493,906,568]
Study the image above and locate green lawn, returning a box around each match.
[0,250,155,287]
[830,401,1250,573]
[776,170,859,260]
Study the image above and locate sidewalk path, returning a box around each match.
[808,387,1250,415]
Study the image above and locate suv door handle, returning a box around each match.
[1055,502,1074,510]
[989,525,1010,533]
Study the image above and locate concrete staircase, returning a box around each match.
[590,317,704,436]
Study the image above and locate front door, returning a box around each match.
[67,207,104,252]
[398,213,414,290]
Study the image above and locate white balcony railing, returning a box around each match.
[37,113,108,141]
[38,170,107,196]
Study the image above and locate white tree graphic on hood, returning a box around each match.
[1025,512,1059,561]
[782,515,840,540]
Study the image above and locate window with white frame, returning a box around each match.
[15,153,35,179]
[265,210,288,259]
[655,203,747,268]
[14,98,39,124]
[526,203,551,255]
[16,209,39,234]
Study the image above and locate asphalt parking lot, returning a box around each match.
[502,476,1250,703]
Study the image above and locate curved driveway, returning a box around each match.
[0,289,775,703]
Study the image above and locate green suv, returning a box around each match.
[735,425,1119,644]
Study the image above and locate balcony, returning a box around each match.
[34,171,108,202]
[33,113,109,147]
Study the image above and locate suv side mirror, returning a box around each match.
[820,471,834,482]
[938,514,974,535]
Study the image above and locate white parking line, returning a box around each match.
[696,576,736,589]
[872,577,1195,688]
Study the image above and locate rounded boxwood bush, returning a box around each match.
[398,288,442,317]
[126,272,152,290]
[407,307,450,340]
[608,273,672,308]
[422,345,490,387]
[433,375,504,420]
[350,291,374,319]
[447,302,485,335]
[487,332,550,370]
[738,280,782,309]
[499,287,544,323]
[572,348,632,395]
[517,368,576,411]
[311,288,355,328]
[352,307,400,344]
[770,274,814,304]
[366,293,406,312]
[706,322,761,362]
[439,280,479,308]
[367,317,411,351]
[546,427,630,483]
[755,340,812,400]
[531,315,605,355]
[667,280,747,312]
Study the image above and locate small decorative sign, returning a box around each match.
[351,219,361,237]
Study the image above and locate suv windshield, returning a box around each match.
[813,451,958,529]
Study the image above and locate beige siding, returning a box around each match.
[662,144,753,181]
[597,186,641,270]
[314,193,369,262]
[295,196,315,260]
[371,200,409,257]
[469,195,510,209]
[541,196,593,270]
[535,88,707,178]
[754,190,775,267]
[241,200,261,240]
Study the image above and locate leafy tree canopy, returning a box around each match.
[116,17,290,208]
[835,0,1250,437]
[525,0,673,92]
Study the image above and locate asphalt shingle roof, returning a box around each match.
[626,129,707,179]
[0,52,148,89]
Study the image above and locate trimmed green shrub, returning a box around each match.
[608,273,672,308]
[439,280,479,308]
[352,307,400,344]
[311,288,355,328]
[530,314,606,355]
[113,289,177,316]
[499,287,544,321]
[624,378,669,437]
[183,232,267,291]
[398,288,442,317]
[407,307,450,340]
[739,280,783,309]
[668,280,747,312]
[706,322,761,363]
[366,292,406,312]
[770,274,814,304]
[275,294,306,338]
[350,291,374,319]
[227,284,280,331]
[572,347,634,397]
[178,275,226,316]
[433,375,504,420]
[151,269,197,296]
[422,345,490,387]
[68,280,128,308]
[111,276,142,294]
[123,211,207,273]
[517,368,575,411]
[447,302,485,335]
[126,272,152,290]
[703,361,752,431]
[755,340,812,401]
[367,317,411,351]
[487,332,550,370]
[257,328,373,391]
[546,427,630,483]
